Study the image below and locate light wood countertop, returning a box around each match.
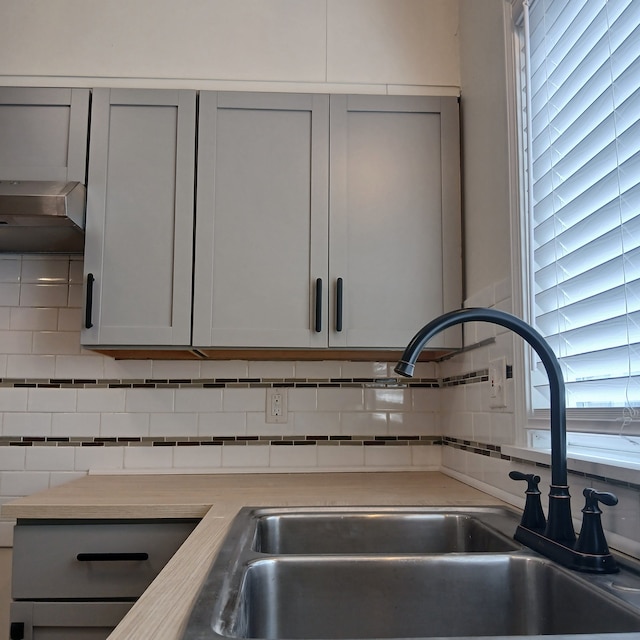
[2,471,507,640]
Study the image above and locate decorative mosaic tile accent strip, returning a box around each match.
[0,435,442,448]
[0,376,439,389]
[440,369,489,387]
[443,437,640,492]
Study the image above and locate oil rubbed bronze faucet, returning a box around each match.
[395,307,619,573]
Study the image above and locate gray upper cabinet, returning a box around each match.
[0,87,90,182]
[193,93,461,351]
[82,89,196,347]
[329,95,461,349]
[81,90,461,353]
[193,92,330,349]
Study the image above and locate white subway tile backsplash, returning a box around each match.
[103,358,153,379]
[0,258,21,283]
[10,307,58,331]
[25,446,75,471]
[74,446,125,472]
[57,307,82,331]
[54,355,105,379]
[411,445,441,468]
[200,360,249,378]
[67,283,84,308]
[175,388,223,413]
[364,444,412,468]
[294,361,342,379]
[0,283,20,307]
[340,412,387,436]
[364,388,411,412]
[21,258,69,284]
[342,361,389,378]
[0,388,29,412]
[123,446,173,470]
[0,330,32,354]
[68,259,84,284]
[293,411,340,436]
[222,444,270,469]
[411,388,440,412]
[27,388,77,412]
[3,412,51,437]
[48,471,86,488]
[173,445,222,469]
[32,330,81,355]
[223,388,266,412]
[247,411,294,436]
[152,360,202,379]
[19,284,68,308]
[288,387,317,412]
[0,307,10,329]
[270,443,317,469]
[150,413,198,437]
[0,446,25,471]
[100,413,149,438]
[389,412,439,435]
[198,412,246,436]
[317,444,365,468]
[0,470,51,496]
[249,361,295,379]
[77,389,126,413]
[317,387,364,411]
[125,388,174,413]
[52,413,101,437]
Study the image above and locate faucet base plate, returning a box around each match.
[515,524,619,574]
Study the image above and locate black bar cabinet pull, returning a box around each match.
[85,273,95,329]
[77,552,149,562]
[336,277,343,332]
[315,278,322,332]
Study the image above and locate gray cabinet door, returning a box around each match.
[0,87,89,182]
[82,89,196,346]
[193,92,330,348]
[329,95,462,349]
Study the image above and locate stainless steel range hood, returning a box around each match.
[0,180,86,253]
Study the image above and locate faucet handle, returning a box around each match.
[582,488,618,512]
[509,471,541,493]
[509,471,546,531]
[575,488,618,557]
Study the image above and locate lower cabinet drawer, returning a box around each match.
[11,601,134,640]
[12,520,197,600]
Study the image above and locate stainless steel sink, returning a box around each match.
[183,506,640,640]
[253,507,520,554]
[226,555,640,639]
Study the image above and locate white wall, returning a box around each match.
[0,0,460,94]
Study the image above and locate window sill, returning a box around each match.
[502,436,640,488]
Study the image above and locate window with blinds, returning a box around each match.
[522,0,640,413]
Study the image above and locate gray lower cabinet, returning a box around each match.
[9,520,197,640]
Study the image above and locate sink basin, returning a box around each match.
[253,508,519,554]
[183,506,640,640]
[224,555,640,639]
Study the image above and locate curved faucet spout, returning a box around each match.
[395,307,575,545]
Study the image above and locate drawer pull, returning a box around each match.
[77,552,149,562]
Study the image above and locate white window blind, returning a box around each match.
[524,0,640,410]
